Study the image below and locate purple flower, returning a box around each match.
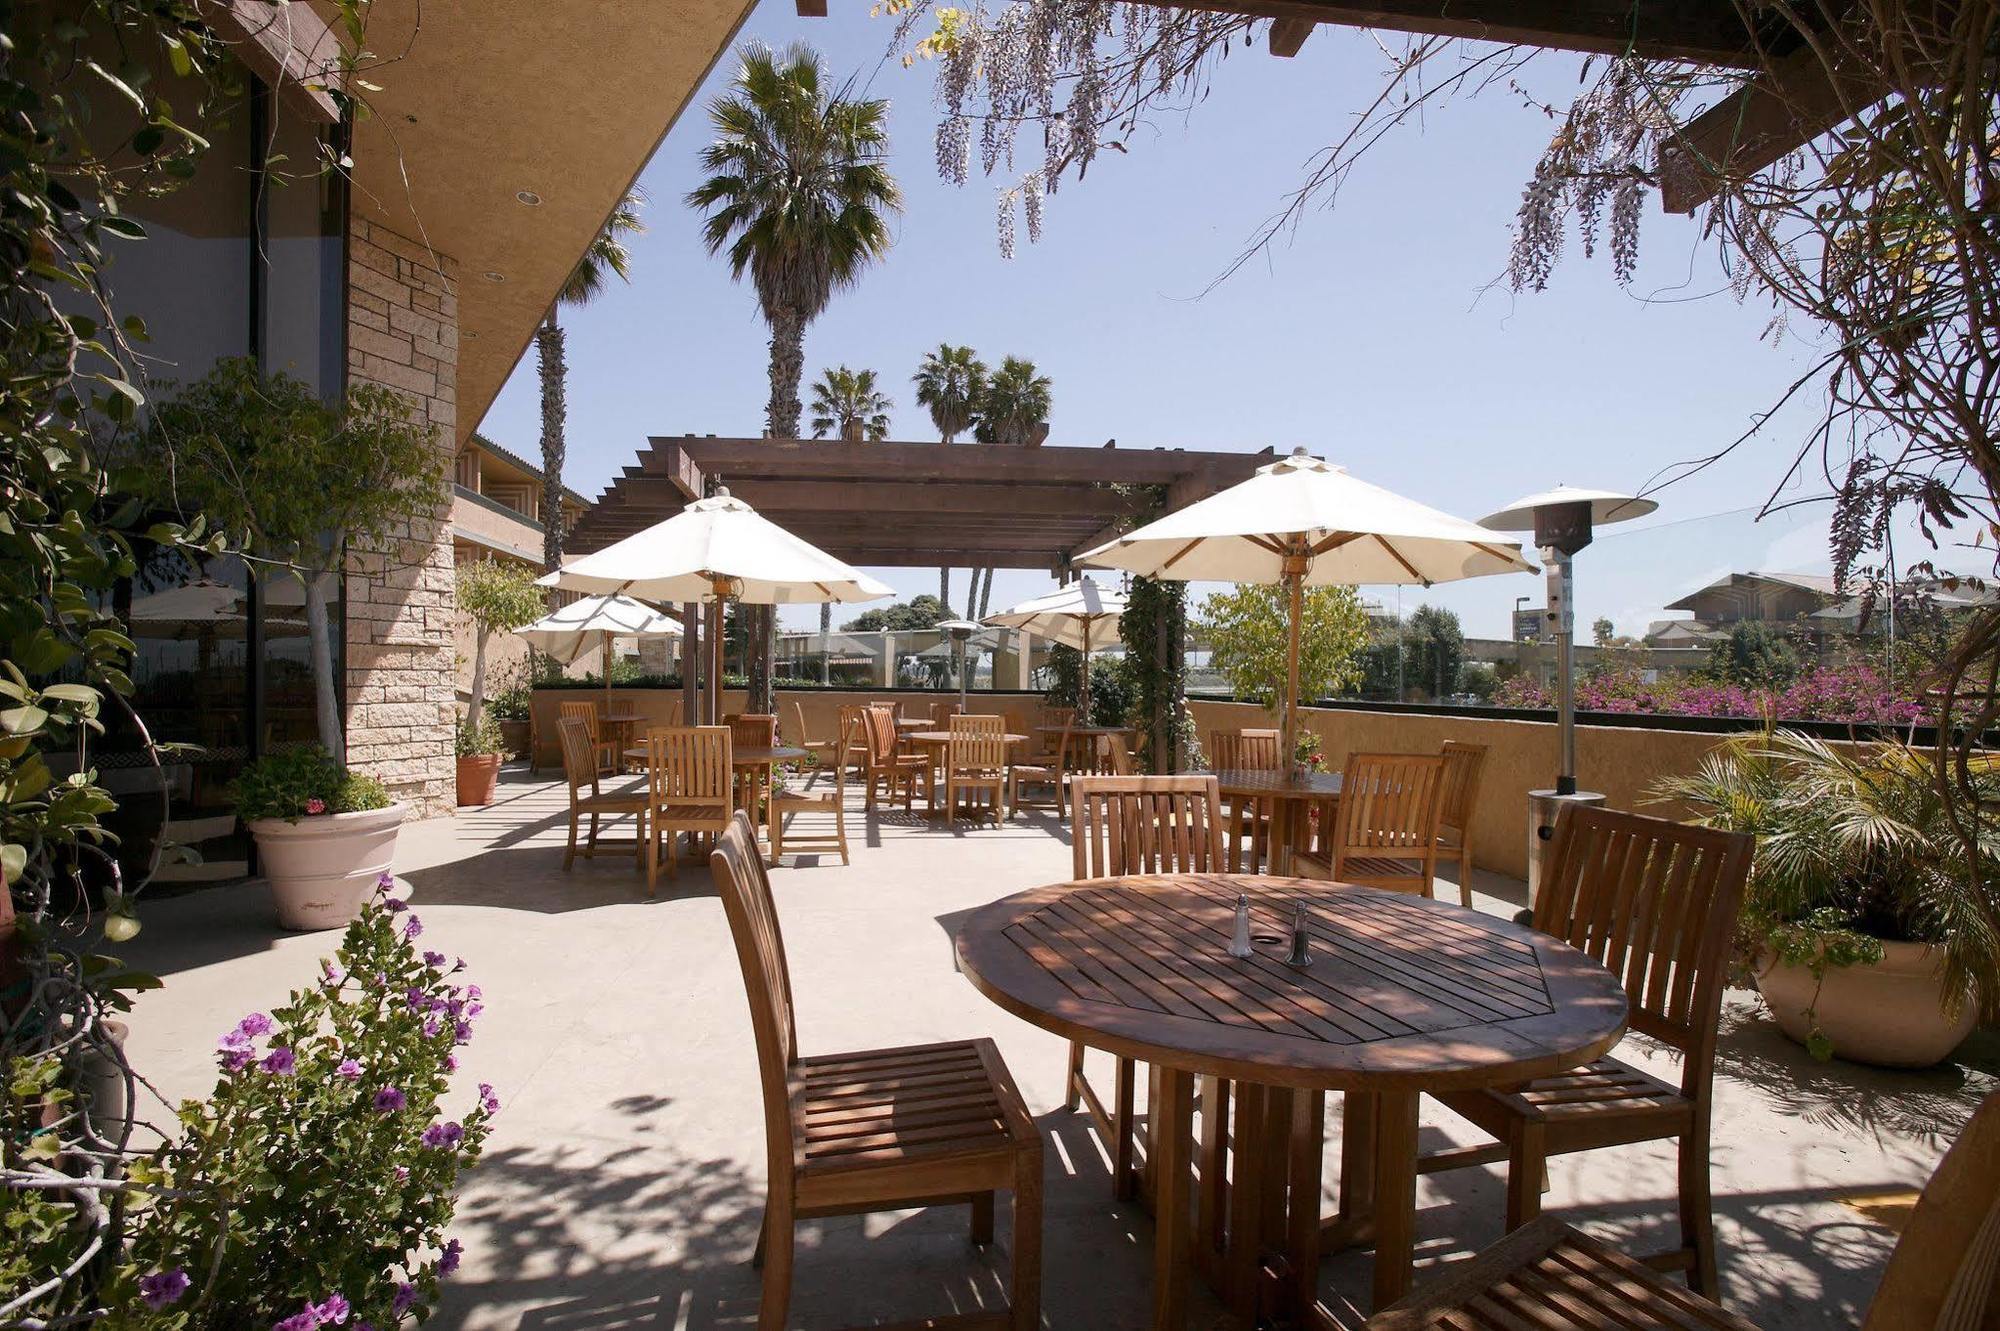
[478,1082,500,1114]
[139,1269,190,1309]
[444,1053,459,1073]
[420,1120,464,1150]
[373,1086,406,1112]
[321,960,346,987]
[381,893,407,913]
[454,1021,472,1045]
[392,1283,417,1316]
[404,988,427,1011]
[220,1048,253,1073]
[465,984,482,1002]
[403,915,423,940]
[377,871,396,892]
[423,950,446,968]
[422,1015,442,1039]
[260,1046,297,1076]
[438,1238,463,1276]
[336,1058,362,1080]
[394,1165,410,1182]
[314,1294,351,1326]
[238,1012,273,1038]
[273,1307,320,1331]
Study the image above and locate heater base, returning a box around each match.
[1527,789,1606,908]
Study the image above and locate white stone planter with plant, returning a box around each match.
[233,747,407,930]
[1656,728,1996,1067]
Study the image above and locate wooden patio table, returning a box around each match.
[623,743,808,832]
[906,730,1028,812]
[955,874,1627,1326]
[1208,768,1343,875]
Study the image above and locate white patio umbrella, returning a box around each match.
[540,489,891,723]
[516,593,683,709]
[984,576,1130,725]
[1080,447,1533,760]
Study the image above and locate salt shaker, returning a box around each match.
[1286,902,1313,967]
[1228,893,1254,959]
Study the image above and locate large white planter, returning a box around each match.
[1756,940,1980,1069]
[249,802,408,931]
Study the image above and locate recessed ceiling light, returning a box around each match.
[515,190,542,206]
[482,271,505,283]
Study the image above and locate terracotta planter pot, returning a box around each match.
[1756,940,1980,1068]
[456,753,501,807]
[498,719,530,761]
[248,802,408,931]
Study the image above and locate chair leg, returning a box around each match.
[1680,1125,1719,1299]
[971,1190,995,1245]
[1011,1140,1044,1331]
[645,818,659,897]
[1458,849,1474,908]
[1064,1040,1085,1111]
[587,810,601,856]
[1504,1122,1546,1232]
[564,807,578,870]
[834,800,849,865]
[758,1212,794,1331]
[666,826,679,880]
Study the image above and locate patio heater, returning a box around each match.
[936,619,982,712]
[1479,486,1656,903]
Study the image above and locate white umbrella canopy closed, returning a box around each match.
[1080,447,1533,758]
[984,576,1130,724]
[516,593,682,667]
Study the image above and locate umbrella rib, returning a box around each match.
[1162,537,1206,571]
[1310,531,1364,556]
[1371,534,1427,584]
[1471,541,1528,567]
[1243,533,1291,557]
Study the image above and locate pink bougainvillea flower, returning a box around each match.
[139,1269,190,1309]
[305,798,326,815]
[314,1293,351,1326]
[336,1058,362,1080]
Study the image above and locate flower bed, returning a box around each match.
[1493,662,1926,725]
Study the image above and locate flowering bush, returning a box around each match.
[1293,730,1326,772]
[107,880,494,1328]
[1492,662,1927,725]
[233,746,392,823]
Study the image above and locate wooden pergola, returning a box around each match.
[566,435,1274,573]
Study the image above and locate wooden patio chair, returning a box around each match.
[931,700,963,727]
[559,699,616,776]
[1418,805,1754,1298]
[1295,752,1447,897]
[1435,740,1487,907]
[942,729,1009,824]
[1207,728,1281,771]
[1096,731,1137,775]
[558,717,647,871]
[860,705,927,811]
[1030,706,1074,760]
[727,712,778,813]
[1375,1086,2000,1331]
[1064,775,1225,1201]
[789,700,839,784]
[1209,728,1282,873]
[769,746,849,866]
[1006,713,1074,820]
[834,704,870,776]
[710,813,1042,1331]
[639,725,733,893]
[949,711,1005,734]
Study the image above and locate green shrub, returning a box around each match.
[454,715,503,758]
[334,773,391,815]
[233,747,391,823]
[486,685,532,723]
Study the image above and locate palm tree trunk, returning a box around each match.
[818,602,831,684]
[536,313,567,574]
[939,566,952,615]
[752,304,807,713]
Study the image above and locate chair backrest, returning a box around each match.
[950,712,1004,734]
[1039,705,1075,732]
[665,697,684,726]
[709,812,801,1201]
[727,713,776,751]
[1098,732,1137,775]
[558,700,601,741]
[1333,753,1448,859]
[644,726,733,811]
[556,717,598,792]
[1863,1088,2000,1331]
[1438,740,1487,836]
[1070,775,1225,879]
[946,730,1008,775]
[789,699,816,746]
[1209,728,1282,771]
[837,704,867,752]
[1536,805,1753,1095]
[862,705,899,764]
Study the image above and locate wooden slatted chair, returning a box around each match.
[1376,1086,2000,1330]
[949,712,1005,734]
[559,700,617,775]
[1096,731,1137,775]
[1419,805,1755,1297]
[769,745,849,866]
[558,717,647,871]
[1435,740,1487,907]
[931,700,963,727]
[710,813,1042,1331]
[1006,714,1074,821]
[1064,775,1225,1200]
[640,726,734,893]
[1295,752,1447,897]
[789,700,839,784]
[942,729,1009,824]
[1030,706,1075,761]
[727,712,779,814]
[1208,728,1281,770]
[1209,728,1283,873]
[835,704,870,777]
[860,705,927,811]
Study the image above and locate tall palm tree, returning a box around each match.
[688,42,901,708]
[536,190,645,572]
[914,344,987,619]
[974,356,1053,446]
[808,365,893,440]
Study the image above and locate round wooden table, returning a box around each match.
[1210,768,1343,875]
[956,874,1628,1324]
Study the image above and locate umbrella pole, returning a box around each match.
[1079,620,1092,728]
[1282,553,1305,770]
[707,580,727,726]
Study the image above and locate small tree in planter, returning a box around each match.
[144,360,446,762]
[457,560,544,730]
[1196,584,1369,709]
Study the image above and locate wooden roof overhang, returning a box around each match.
[564,436,1275,573]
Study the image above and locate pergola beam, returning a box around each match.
[1269,17,1315,55]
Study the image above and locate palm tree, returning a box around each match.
[536,190,645,572]
[974,355,1052,446]
[809,365,893,440]
[688,42,900,708]
[914,344,987,620]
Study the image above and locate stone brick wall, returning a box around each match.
[343,218,459,817]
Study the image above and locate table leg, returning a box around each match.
[1324,1090,1378,1250]
[1150,1064,1194,1331]
[1272,800,1297,876]
[1369,1090,1420,1310]
[1223,1081,1265,1321]
[1286,1088,1327,1324]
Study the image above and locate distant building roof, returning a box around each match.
[1664,569,1840,613]
[466,432,592,510]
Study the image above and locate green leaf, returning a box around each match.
[0,704,50,736]
[96,215,145,240]
[0,844,25,887]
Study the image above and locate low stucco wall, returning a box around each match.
[1188,699,1728,880]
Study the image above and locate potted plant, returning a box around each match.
[488,683,533,760]
[454,714,504,807]
[1655,729,1998,1067]
[234,747,407,930]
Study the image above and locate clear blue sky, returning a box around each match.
[478,1,1864,640]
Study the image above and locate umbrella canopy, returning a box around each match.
[517,593,681,667]
[1080,447,1532,765]
[539,490,893,605]
[985,576,1130,724]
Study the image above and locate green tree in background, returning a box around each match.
[457,560,546,728]
[974,356,1052,445]
[913,343,988,616]
[809,365,893,440]
[1402,605,1466,701]
[1707,622,1805,689]
[844,595,947,632]
[1196,584,1368,710]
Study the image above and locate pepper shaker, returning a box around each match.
[1286,902,1313,967]
[1228,893,1254,959]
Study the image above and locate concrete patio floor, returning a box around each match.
[119,765,2000,1330]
